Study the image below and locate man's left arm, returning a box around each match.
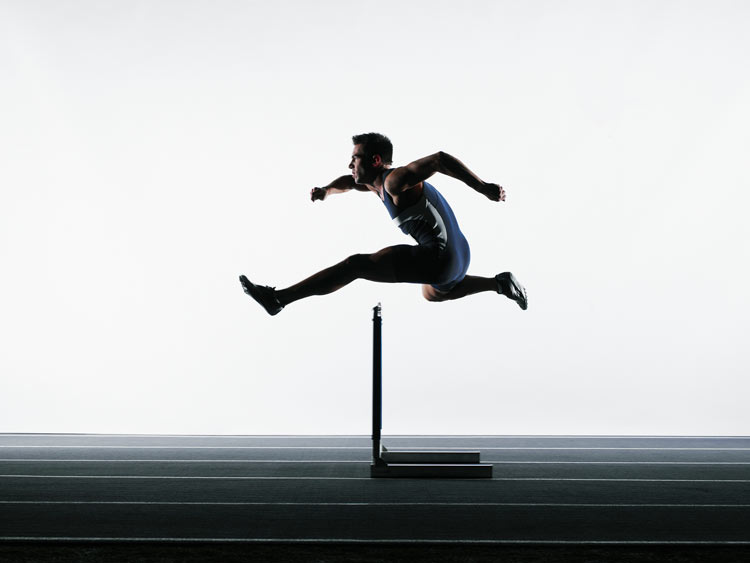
[385,151,505,202]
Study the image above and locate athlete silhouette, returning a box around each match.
[240,133,527,315]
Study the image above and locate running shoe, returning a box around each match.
[239,275,284,316]
[495,272,528,310]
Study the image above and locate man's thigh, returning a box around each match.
[363,244,443,284]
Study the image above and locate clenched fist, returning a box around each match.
[310,187,328,202]
[481,182,506,202]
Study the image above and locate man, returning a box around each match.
[240,132,527,315]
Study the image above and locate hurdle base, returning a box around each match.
[371,461,493,479]
[371,447,493,478]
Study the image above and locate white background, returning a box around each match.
[1,0,748,435]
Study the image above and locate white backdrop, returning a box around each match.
[1,0,748,435]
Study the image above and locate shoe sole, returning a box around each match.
[506,272,528,310]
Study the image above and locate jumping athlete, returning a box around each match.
[240,133,527,315]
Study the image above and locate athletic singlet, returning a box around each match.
[380,169,471,292]
[380,169,465,249]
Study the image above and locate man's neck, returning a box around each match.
[369,167,390,191]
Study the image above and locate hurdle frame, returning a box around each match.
[370,303,493,478]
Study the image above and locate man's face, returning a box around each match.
[349,144,378,185]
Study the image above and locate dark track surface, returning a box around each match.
[1,434,749,561]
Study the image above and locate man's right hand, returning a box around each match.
[480,182,506,202]
[310,187,328,202]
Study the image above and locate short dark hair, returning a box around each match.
[352,132,393,165]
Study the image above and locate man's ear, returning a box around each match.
[371,154,382,167]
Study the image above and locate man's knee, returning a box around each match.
[343,253,373,274]
[422,284,448,302]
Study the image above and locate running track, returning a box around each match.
[1,435,749,544]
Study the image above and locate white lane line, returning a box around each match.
[2,475,750,482]
[0,537,748,545]
[1,501,749,508]
[490,461,750,466]
[2,459,364,464]
[2,434,748,439]
[2,446,750,450]
[2,459,750,465]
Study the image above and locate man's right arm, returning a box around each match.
[310,175,368,201]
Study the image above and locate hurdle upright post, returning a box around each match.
[372,303,384,467]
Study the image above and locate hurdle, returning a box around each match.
[370,303,493,478]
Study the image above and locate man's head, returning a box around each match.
[350,132,393,184]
